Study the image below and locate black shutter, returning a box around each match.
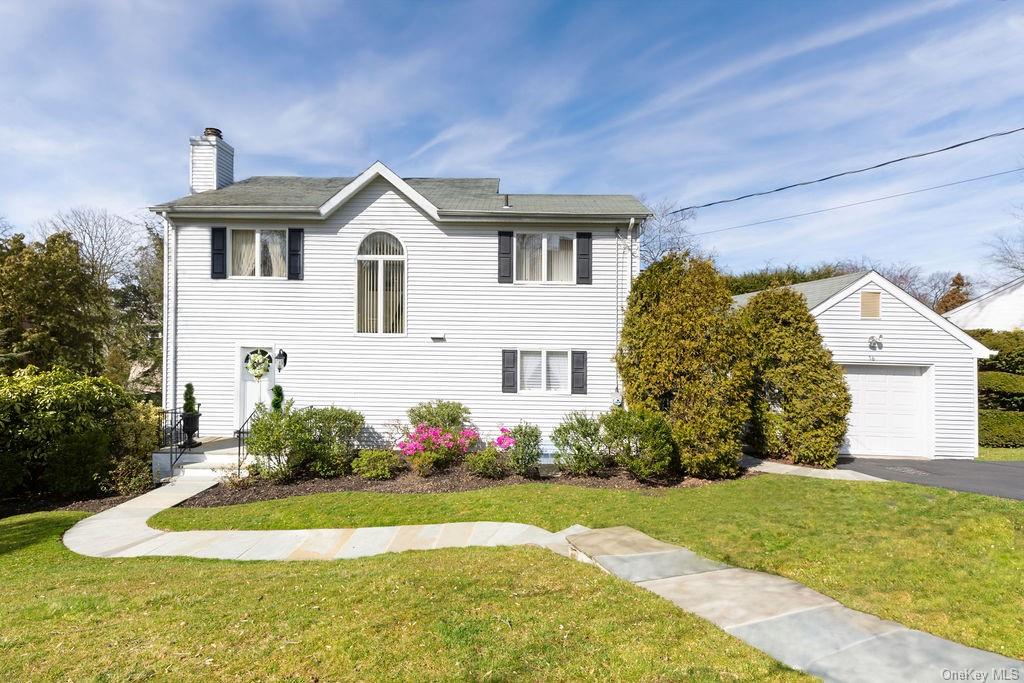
[571,351,587,394]
[211,227,227,279]
[576,232,592,284]
[288,228,304,280]
[501,349,518,393]
[498,231,513,283]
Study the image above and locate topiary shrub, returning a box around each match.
[978,371,1024,411]
[552,412,606,475]
[505,422,542,476]
[270,384,285,413]
[599,407,676,480]
[979,409,1024,447]
[617,254,752,479]
[739,287,851,467]
[407,400,472,433]
[466,445,509,478]
[182,382,198,413]
[352,449,402,480]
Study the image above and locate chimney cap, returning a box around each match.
[203,127,223,139]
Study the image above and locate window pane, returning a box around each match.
[382,260,404,334]
[358,232,404,256]
[231,230,256,276]
[515,234,542,281]
[546,234,574,282]
[260,230,287,277]
[520,351,542,390]
[357,261,378,333]
[546,351,568,391]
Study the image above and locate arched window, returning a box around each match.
[357,232,405,334]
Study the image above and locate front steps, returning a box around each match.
[152,436,247,482]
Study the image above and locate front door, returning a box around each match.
[239,347,275,424]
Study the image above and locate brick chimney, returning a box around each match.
[189,127,234,194]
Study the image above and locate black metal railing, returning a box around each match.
[161,407,186,475]
[234,408,259,477]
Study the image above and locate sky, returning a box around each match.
[1,0,1023,280]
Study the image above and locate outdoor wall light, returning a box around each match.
[868,335,884,351]
[275,348,288,371]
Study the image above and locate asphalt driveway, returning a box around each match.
[838,458,1024,500]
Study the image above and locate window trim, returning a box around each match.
[227,228,288,279]
[860,290,881,319]
[516,348,572,395]
[354,230,408,336]
[512,231,576,284]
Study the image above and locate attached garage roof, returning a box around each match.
[731,271,869,310]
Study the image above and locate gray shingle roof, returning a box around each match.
[731,271,869,310]
[153,175,650,216]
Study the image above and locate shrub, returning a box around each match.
[293,407,365,477]
[183,382,198,413]
[107,401,163,495]
[408,450,449,476]
[352,449,402,480]
[617,254,752,479]
[398,423,479,476]
[969,329,1024,374]
[739,287,851,468]
[979,371,1024,411]
[271,384,285,412]
[552,412,606,475]
[600,407,676,480]
[407,400,472,433]
[979,409,1024,447]
[505,422,542,476]
[246,401,299,480]
[466,445,509,478]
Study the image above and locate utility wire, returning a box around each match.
[670,124,1024,214]
[690,166,1024,236]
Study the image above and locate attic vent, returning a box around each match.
[860,291,881,318]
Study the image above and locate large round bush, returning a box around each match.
[600,407,676,480]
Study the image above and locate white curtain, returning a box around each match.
[516,234,542,281]
[546,234,573,282]
[520,351,542,390]
[382,260,404,333]
[357,261,378,333]
[231,230,256,276]
[546,351,568,391]
[261,230,287,277]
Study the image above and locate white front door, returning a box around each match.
[841,364,929,457]
[239,347,275,425]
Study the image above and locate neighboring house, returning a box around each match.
[944,275,1024,332]
[151,129,650,449]
[734,271,992,459]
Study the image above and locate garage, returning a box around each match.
[842,365,928,457]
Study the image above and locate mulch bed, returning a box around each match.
[176,465,759,509]
[0,492,135,520]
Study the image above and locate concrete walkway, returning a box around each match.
[63,478,1021,681]
[742,455,884,481]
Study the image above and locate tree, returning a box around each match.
[0,232,112,374]
[934,273,972,314]
[638,199,698,266]
[0,215,13,238]
[37,207,144,284]
[617,253,751,478]
[987,224,1024,277]
[739,288,851,467]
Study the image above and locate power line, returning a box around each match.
[690,166,1024,236]
[671,124,1024,214]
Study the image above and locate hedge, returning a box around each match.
[978,371,1024,412]
[969,329,1024,374]
[979,409,1024,448]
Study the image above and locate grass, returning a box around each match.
[979,446,1024,461]
[0,512,802,681]
[154,475,1024,660]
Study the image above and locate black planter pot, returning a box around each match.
[182,411,202,448]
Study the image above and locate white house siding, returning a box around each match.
[945,277,1024,332]
[188,138,234,194]
[167,178,635,449]
[814,282,979,459]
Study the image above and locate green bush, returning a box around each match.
[407,400,472,433]
[270,385,285,413]
[0,366,158,496]
[600,407,676,480]
[294,407,365,477]
[466,445,509,478]
[979,409,1024,447]
[739,287,851,467]
[617,254,752,479]
[969,330,1024,374]
[351,449,402,480]
[246,401,298,480]
[979,371,1024,411]
[552,412,606,475]
[506,423,542,476]
[182,382,198,413]
[408,450,449,477]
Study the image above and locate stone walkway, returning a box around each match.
[741,455,884,481]
[63,478,1021,681]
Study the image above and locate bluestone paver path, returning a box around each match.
[63,478,1022,681]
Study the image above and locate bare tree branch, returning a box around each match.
[986,222,1024,277]
[0,215,14,238]
[638,198,699,266]
[36,207,144,284]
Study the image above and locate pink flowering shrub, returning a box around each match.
[493,426,516,452]
[399,423,480,476]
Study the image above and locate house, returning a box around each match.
[733,271,992,459]
[944,274,1024,332]
[151,128,650,452]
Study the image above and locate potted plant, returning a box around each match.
[182,382,202,448]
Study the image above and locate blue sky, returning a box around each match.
[1,0,1022,278]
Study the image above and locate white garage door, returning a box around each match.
[842,365,929,457]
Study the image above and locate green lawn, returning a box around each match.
[0,511,802,681]
[155,475,1024,660]
[979,447,1024,461]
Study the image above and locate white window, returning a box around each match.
[230,229,287,278]
[515,232,574,282]
[357,232,405,334]
[519,350,569,392]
